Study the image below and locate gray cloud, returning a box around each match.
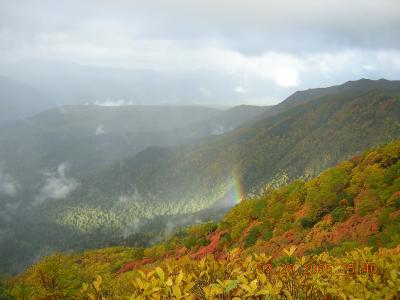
[35,163,79,204]
[2,0,400,52]
[0,0,400,106]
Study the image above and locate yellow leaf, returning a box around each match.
[81,282,89,292]
[147,270,155,279]
[165,278,173,287]
[390,269,398,281]
[88,294,96,300]
[240,283,252,293]
[250,279,258,290]
[175,271,183,285]
[136,278,144,289]
[258,272,267,285]
[283,246,297,257]
[93,275,102,292]
[173,285,182,298]
[283,289,294,300]
[255,289,268,296]
[155,267,165,283]
[183,281,196,294]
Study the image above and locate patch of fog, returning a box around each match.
[35,163,79,205]
[210,123,234,135]
[118,188,143,204]
[57,105,67,114]
[121,219,141,238]
[92,99,137,106]
[0,163,19,197]
[95,125,106,135]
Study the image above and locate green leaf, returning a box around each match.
[224,280,240,293]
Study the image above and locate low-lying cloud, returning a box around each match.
[0,164,19,197]
[35,163,79,204]
[93,100,136,106]
[95,125,106,135]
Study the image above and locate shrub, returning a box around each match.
[329,240,359,256]
[331,206,352,223]
[300,217,316,229]
[355,190,381,216]
[244,226,260,248]
[250,199,267,219]
[218,221,231,231]
[261,230,273,241]
[218,232,231,247]
[260,221,273,241]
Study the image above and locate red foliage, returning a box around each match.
[174,247,187,258]
[115,257,154,274]
[239,221,262,247]
[329,211,380,244]
[190,231,221,259]
[294,203,309,220]
[389,209,400,220]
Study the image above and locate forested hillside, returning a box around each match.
[5,139,400,299]
[44,79,400,238]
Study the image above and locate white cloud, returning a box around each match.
[35,163,79,204]
[0,165,18,197]
[95,125,106,135]
[93,100,136,106]
[234,85,247,93]
[210,123,233,135]
[118,189,143,204]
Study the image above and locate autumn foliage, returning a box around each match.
[6,139,400,299]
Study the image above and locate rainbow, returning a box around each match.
[227,168,245,206]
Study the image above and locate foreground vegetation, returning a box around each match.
[4,138,400,299]
[4,246,400,299]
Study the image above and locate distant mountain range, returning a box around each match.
[0,59,284,122]
[0,75,54,122]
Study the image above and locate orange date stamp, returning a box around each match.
[257,261,378,276]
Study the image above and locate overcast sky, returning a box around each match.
[1,0,400,105]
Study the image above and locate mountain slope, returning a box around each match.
[8,139,400,299]
[52,79,400,231]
